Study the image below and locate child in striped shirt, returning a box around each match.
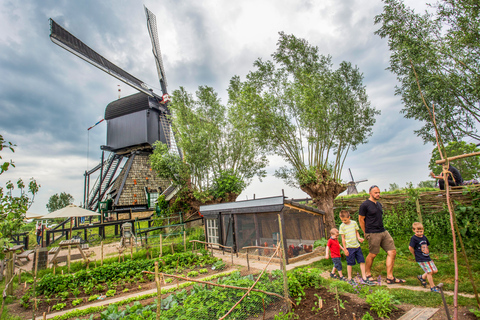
[339,210,375,286]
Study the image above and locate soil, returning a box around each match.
[293,287,409,320]
[429,306,478,320]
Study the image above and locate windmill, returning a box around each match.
[346,168,368,195]
[49,7,180,214]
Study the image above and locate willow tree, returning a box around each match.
[230,33,379,235]
[150,86,267,211]
[375,0,480,144]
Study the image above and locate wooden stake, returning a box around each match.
[278,214,291,312]
[33,248,39,316]
[160,235,163,257]
[416,198,423,224]
[43,312,46,320]
[246,252,250,271]
[170,243,174,254]
[67,245,71,273]
[183,231,186,251]
[155,262,161,320]
[101,241,104,266]
[130,241,133,259]
[18,269,21,285]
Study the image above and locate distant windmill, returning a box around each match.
[49,6,180,213]
[346,168,368,195]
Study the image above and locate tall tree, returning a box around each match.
[150,86,268,211]
[46,192,74,212]
[231,32,379,235]
[0,134,39,246]
[429,141,480,180]
[375,0,480,144]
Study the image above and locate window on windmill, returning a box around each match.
[149,192,159,209]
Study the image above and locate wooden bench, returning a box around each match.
[48,247,60,255]
[16,250,34,261]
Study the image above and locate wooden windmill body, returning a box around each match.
[50,7,179,213]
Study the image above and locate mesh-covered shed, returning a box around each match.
[199,196,326,264]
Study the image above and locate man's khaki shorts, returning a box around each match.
[365,231,396,255]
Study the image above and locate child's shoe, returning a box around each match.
[417,275,427,288]
[347,279,356,286]
[362,278,376,286]
[338,276,347,281]
[330,273,338,279]
[430,286,440,293]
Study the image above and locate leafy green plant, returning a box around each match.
[366,288,398,318]
[314,238,327,249]
[72,298,83,307]
[187,270,199,277]
[213,260,226,270]
[88,295,100,302]
[274,311,299,320]
[362,312,374,320]
[58,291,70,302]
[21,292,31,308]
[199,268,208,274]
[106,289,116,297]
[71,288,81,298]
[51,303,66,311]
[123,288,129,293]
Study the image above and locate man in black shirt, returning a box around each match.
[430,165,463,190]
[359,185,405,284]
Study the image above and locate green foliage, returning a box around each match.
[198,268,208,274]
[72,298,83,307]
[469,308,480,318]
[375,0,480,143]
[429,141,480,180]
[366,288,398,318]
[46,192,74,213]
[362,312,374,320]
[417,180,436,188]
[150,84,268,208]
[274,312,299,320]
[389,183,399,191]
[212,260,226,271]
[88,295,100,302]
[314,238,328,249]
[187,271,199,278]
[0,134,39,247]
[51,303,67,311]
[106,289,116,297]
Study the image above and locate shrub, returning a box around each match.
[72,298,83,307]
[51,303,66,311]
[106,289,116,297]
[366,288,398,318]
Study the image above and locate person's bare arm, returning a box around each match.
[408,246,415,256]
[325,245,330,259]
[356,230,364,243]
[430,171,442,179]
[341,235,349,256]
[359,215,366,235]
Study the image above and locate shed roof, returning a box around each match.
[199,196,325,216]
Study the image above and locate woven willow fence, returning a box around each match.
[333,185,480,215]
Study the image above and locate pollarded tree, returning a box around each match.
[429,141,480,181]
[46,192,74,212]
[150,86,268,211]
[0,134,39,247]
[231,32,379,235]
[375,0,480,144]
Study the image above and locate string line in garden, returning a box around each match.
[218,244,281,320]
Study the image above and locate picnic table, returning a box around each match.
[5,244,34,266]
[50,239,88,264]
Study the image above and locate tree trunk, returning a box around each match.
[300,169,346,238]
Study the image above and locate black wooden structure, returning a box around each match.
[199,196,326,264]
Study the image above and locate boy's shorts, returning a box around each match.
[365,231,396,254]
[418,260,437,273]
[346,247,365,266]
[332,257,342,271]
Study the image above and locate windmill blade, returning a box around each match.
[49,19,158,98]
[348,168,355,182]
[144,6,168,96]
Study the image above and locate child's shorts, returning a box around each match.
[332,257,342,271]
[418,260,437,273]
[346,247,365,266]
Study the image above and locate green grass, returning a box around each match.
[312,238,480,296]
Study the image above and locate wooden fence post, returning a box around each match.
[278,214,291,313]
[67,245,71,273]
[101,241,104,266]
[155,261,161,320]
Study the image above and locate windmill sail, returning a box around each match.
[49,19,157,98]
[144,6,168,96]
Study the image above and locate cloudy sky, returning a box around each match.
[1,0,440,215]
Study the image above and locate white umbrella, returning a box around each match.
[42,204,100,219]
[25,211,44,219]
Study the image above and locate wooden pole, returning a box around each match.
[155,262,161,320]
[101,241,104,266]
[170,243,174,254]
[5,252,12,296]
[67,245,71,273]
[183,231,186,251]
[246,251,250,271]
[415,198,423,224]
[278,214,291,312]
[130,241,133,259]
[18,269,21,285]
[33,248,39,315]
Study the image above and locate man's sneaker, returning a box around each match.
[362,278,376,286]
[430,286,440,293]
[417,275,427,288]
[330,273,338,279]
